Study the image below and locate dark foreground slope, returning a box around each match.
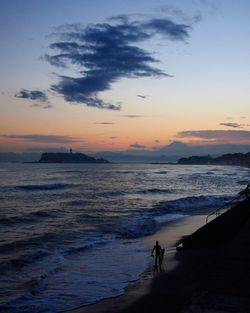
[119,198,250,313]
[180,198,250,249]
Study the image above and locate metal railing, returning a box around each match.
[205,196,242,224]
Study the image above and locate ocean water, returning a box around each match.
[0,163,249,313]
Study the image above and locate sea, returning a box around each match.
[0,163,249,313]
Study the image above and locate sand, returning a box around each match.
[65,198,250,313]
[65,215,207,313]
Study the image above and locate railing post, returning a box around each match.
[205,196,241,224]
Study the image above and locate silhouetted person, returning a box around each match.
[151,241,162,271]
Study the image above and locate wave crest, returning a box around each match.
[16,182,74,191]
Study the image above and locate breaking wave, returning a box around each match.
[16,182,74,191]
[136,188,172,194]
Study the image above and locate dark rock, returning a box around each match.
[178,152,250,167]
[38,152,110,163]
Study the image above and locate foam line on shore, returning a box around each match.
[64,215,207,313]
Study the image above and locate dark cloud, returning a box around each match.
[94,122,114,125]
[130,143,146,149]
[136,94,147,99]
[41,15,190,110]
[178,130,250,141]
[122,115,143,118]
[143,18,190,41]
[0,134,81,143]
[220,122,243,128]
[15,89,48,102]
[15,89,53,108]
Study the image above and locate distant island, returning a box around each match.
[38,152,109,163]
[178,152,250,167]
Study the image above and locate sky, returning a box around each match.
[0,0,250,153]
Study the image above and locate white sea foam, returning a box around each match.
[154,213,186,224]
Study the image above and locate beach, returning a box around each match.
[66,198,250,313]
[65,214,208,313]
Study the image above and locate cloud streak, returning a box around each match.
[130,143,146,149]
[220,122,250,129]
[122,115,143,118]
[0,134,81,143]
[220,122,243,128]
[178,130,250,142]
[32,103,53,109]
[94,122,114,125]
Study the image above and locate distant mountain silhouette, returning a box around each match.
[178,152,250,167]
[1,141,250,163]
[39,152,109,163]
[93,142,250,163]
[156,141,250,157]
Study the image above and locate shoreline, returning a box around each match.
[65,199,250,313]
[65,214,207,313]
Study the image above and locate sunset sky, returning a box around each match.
[0,0,249,153]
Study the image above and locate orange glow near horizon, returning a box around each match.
[1,1,250,155]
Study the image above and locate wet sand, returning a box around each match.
[66,198,250,313]
[65,215,207,313]
[120,198,250,313]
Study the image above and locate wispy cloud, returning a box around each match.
[32,103,53,109]
[94,122,114,125]
[178,130,250,142]
[24,147,69,153]
[220,122,250,129]
[155,5,202,24]
[130,143,146,149]
[122,115,143,118]
[220,122,243,128]
[0,134,81,143]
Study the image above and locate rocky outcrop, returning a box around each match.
[178,152,250,166]
[39,152,109,163]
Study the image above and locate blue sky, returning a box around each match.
[0,0,250,152]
